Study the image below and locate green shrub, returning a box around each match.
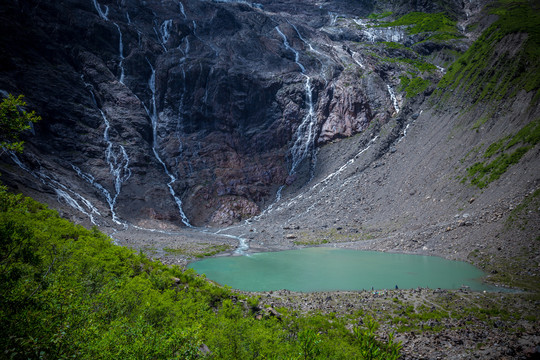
[0,186,402,359]
[465,119,539,188]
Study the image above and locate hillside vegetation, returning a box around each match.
[0,186,401,359]
[437,0,540,103]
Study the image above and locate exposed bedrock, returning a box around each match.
[0,0,468,227]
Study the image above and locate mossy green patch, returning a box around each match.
[380,12,460,40]
[399,75,431,97]
[438,1,540,104]
[464,119,540,188]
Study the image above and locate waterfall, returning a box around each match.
[289,22,314,52]
[126,12,131,24]
[387,84,400,113]
[9,153,101,225]
[398,110,422,143]
[114,23,126,84]
[91,1,126,83]
[153,19,172,52]
[328,12,342,26]
[179,2,187,19]
[71,164,114,208]
[160,20,173,45]
[82,75,131,225]
[92,0,109,20]
[288,21,329,81]
[275,26,318,177]
[71,163,127,230]
[275,26,305,73]
[96,107,131,225]
[145,60,192,227]
[311,136,378,193]
[351,51,365,69]
[289,75,317,175]
[183,37,190,55]
[262,185,285,218]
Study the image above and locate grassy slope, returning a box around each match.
[437,0,540,103]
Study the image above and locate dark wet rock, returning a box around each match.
[0,0,429,227]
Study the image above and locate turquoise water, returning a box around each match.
[188,247,501,292]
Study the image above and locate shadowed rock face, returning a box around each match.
[0,0,465,227]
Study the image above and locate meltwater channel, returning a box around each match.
[188,247,503,292]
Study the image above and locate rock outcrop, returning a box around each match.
[0,0,468,227]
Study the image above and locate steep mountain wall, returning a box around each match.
[0,0,469,229]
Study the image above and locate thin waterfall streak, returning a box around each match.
[265,136,380,220]
[161,19,173,45]
[185,37,190,55]
[82,75,130,226]
[92,0,109,20]
[153,24,168,52]
[9,152,100,225]
[146,60,193,227]
[114,23,126,84]
[311,136,378,193]
[275,26,305,73]
[387,84,400,113]
[179,2,187,18]
[289,74,316,175]
[288,21,328,80]
[275,25,318,195]
[72,164,114,208]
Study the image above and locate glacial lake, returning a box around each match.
[188,247,502,292]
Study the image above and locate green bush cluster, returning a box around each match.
[0,186,401,359]
[0,94,41,153]
[437,1,540,103]
[399,75,431,98]
[465,119,540,188]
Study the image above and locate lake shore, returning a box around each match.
[238,287,540,359]
[109,224,540,359]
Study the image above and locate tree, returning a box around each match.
[0,94,40,153]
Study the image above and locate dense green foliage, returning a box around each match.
[465,119,540,188]
[399,75,431,98]
[0,187,402,359]
[437,1,540,103]
[0,94,41,153]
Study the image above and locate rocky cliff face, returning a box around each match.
[1,0,474,229]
